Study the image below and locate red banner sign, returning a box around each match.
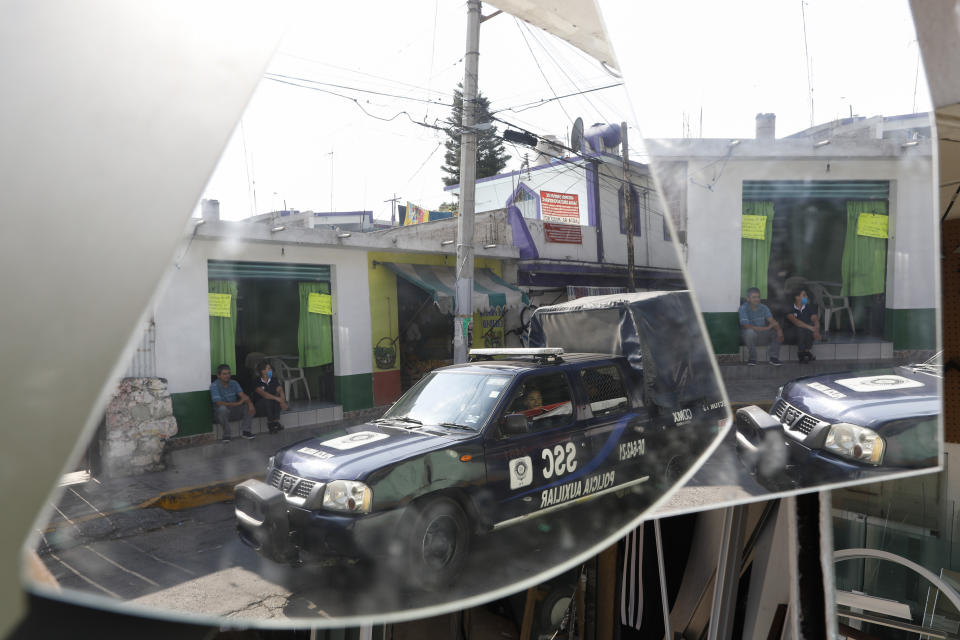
[540,190,580,224]
[544,222,582,244]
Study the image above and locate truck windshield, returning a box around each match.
[381,371,513,430]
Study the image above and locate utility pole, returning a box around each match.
[621,122,635,292]
[453,0,481,363]
[384,194,400,226]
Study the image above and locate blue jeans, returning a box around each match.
[741,328,781,361]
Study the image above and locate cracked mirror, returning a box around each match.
[10,0,939,632]
[599,0,943,512]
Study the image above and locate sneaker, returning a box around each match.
[747,360,757,366]
[269,421,284,433]
[221,436,232,443]
[768,358,782,366]
[241,431,255,440]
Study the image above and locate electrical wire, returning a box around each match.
[275,51,455,100]
[492,82,623,115]
[524,22,609,122]
[512,17,575,125]
[264,76,449,132]
[264,72,453,108]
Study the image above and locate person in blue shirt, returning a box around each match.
[738,287,784,366]
[210,364,255,441]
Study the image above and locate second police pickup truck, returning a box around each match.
[234,291,729,588]
[735,353,941,489]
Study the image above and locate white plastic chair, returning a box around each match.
[808,281,855,336]
[270,357,311,403]
[244,352,268,378]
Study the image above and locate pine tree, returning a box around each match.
[441,85,510,187]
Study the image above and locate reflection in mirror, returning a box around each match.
[597,0,942,510]
[29,1,730,626]
[832,473,960,637]
[27,0,943,631]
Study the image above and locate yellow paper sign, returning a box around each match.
[741,215,766,240]
[208,293,232,318]
[857,213,888,239]
[308,292,332,315]
[472,314,505,349]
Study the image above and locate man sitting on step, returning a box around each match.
[738,287,784,366]
[210,364,255,441]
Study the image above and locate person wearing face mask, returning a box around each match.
[784,288,821,363]
[253,360,288,433]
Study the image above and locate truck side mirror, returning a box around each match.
[502,413,529,435]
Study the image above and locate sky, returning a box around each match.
[200,0,931,223]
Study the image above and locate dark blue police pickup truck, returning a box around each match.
[735,354,941,488]
[235,292,729,588]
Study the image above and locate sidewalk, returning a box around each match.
[41,357,909,547]
[41,408,385,550]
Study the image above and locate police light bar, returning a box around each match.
[469,348,564,357]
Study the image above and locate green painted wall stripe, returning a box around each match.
[743,180,889,200]
[171,390,214,437]
[702,312,740,355]
[884,308,937,350]
[208,260,330,281]
[335,373,374,412]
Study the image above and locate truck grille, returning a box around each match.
[771,400,820,436]
[268,469,317,499]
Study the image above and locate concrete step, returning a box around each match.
[738,341,893,363]
[216,403,343,437]
[720,358,908,381]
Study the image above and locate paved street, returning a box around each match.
[37,430,767,623]
[36,359,881,622]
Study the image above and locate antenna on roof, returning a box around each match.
[571,117,584,155]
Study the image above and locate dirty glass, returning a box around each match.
[833,475,960,637]
[600,0,942,507]
[13,0,940,632]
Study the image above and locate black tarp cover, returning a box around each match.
[527,291,721,408]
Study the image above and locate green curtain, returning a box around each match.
[298,281,333,368]
[841,201,888,296]
[209,280,238,375]
[740,201,775,299]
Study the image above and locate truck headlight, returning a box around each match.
[266,455,275,472]
[824,423,884,465]
[322,480,373,514]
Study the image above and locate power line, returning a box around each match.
[405,141,444,186]
[525,22,610,122]
[491,82,624,115]
[800,0,815,127]
[264,72,453,108]
[263,76,448,132]
[275,51,454,100]
[512,17,575,125]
